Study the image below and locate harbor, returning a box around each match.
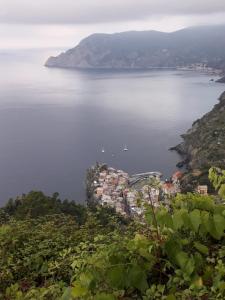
[86,163,183,217]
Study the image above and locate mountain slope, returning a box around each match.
[172,91,225,190]
[45,25,225,69]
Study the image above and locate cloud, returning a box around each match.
[1,1,225,49]
[1,0,225,24]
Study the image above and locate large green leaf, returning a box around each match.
[79,272,94,289]
[208,216,221,240]
[201,211,210,233]
[156,210,173,229]
[181,210,191,229]
[71,283,88,297]
[127,265,148,292]
[194,242,209,255]
[175,251,195,275]
[184,258,195,276]
[219,184,225,199]
[213,214,225,239]
[164,238,181,264]
[61,287,72,300]
[173,210,185,230]
[107,266,126,289]
[189,209,201,232]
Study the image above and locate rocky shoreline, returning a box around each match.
[217,75,225,83]
[171,91,225,191]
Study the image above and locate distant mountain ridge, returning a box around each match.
[45,25,225,70]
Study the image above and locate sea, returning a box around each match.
[0,48,224,205]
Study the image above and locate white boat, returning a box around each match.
[123,145,128,151]
[101,147,105,153]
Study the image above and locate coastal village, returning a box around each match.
[87,164,208,217]
[176,63,223,76]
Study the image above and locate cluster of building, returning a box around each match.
[177,63,222,76]
[92,166,186,217]
[94,167,130,216]
[162,171,182,198]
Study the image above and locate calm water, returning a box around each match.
[0,48,224,204]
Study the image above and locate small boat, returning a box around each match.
[123,145,128,151]
[101,147,105,153]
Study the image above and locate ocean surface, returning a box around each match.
[0,48,224,205]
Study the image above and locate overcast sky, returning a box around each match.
[1,0,225,49]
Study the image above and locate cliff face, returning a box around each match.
[173,91,225,190]
[217,76,225,83]
[45,25,225,69]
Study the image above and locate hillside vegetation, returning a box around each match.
[0,168,225,299]
[172,91,225,191]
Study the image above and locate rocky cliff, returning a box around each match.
[45,25,225,69]
[172,91,225,191]
[217,76,225,83]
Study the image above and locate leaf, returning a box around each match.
[213,214,225,238]
[61,287,72,300]
[201,211,210,232]
[192,277,203,288]
[71,283,88,298]
[173,210,184,230]
[175,251,195,275]
[180,238,190,246]
[219,184,225,199]
[208,216,221,240]
[79,272,94,289]
[156,210,173,229]
[189,209,201,232]
[164,213,173,229]
[194,242,209,255]
[134,234,150,249]
[181,210,191,229]
[184,257,195,276]
[164,238,181,264]
[107,266,126,289]
[196,196,215,212]
[139,247,153,261]
[194,252,203,270]
[127,265,148,292]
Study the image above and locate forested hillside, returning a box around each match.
[172,91,225,192]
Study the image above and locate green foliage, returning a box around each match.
[3,191,87,224]
[0,192,134,299]
[67,192,225,299]
[209,167,225,198]
[2,174,225,299]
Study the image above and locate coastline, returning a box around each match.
[170,91,225,191]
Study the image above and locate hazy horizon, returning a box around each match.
[1,0,225,49]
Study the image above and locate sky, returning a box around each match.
[1,0,225,49]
